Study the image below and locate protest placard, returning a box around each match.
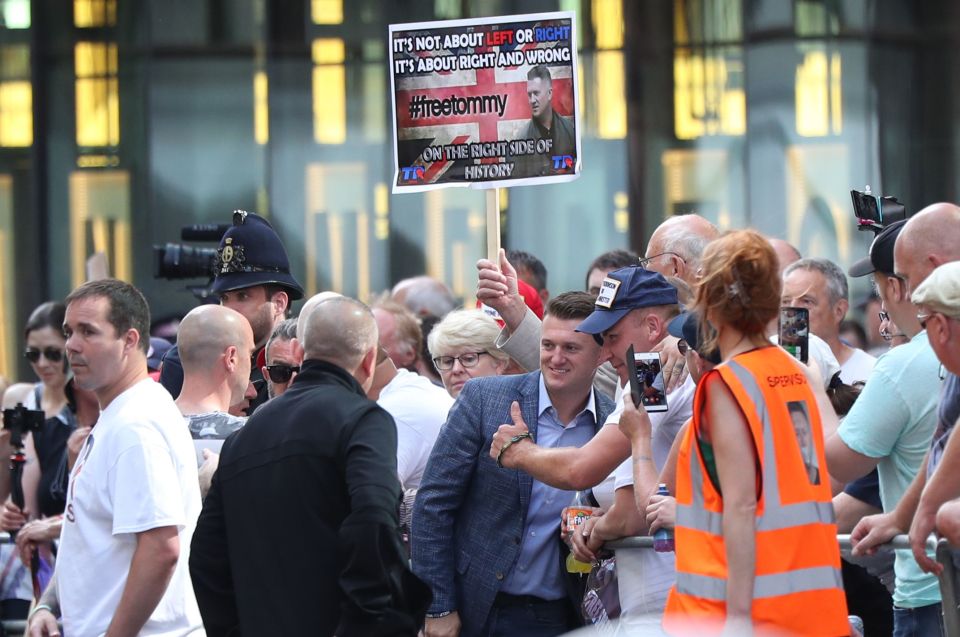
[389,12,581,193]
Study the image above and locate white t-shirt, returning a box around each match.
[840,347,876,385]
[378,368,454,490]
[590,376,694,618]
[58,379,204,637]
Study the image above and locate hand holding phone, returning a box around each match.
[779,307,810,364]
[625,345,669,413]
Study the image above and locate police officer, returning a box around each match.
[160,211,304,414]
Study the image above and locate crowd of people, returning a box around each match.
[0,201,957,637]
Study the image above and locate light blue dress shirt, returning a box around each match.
[500,376,597,600]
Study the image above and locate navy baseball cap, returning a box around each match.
[848,220,906,278]
[668,311,721,365]
[211,210,304,300]
[576,266,679,337]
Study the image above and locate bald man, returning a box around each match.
[175,305,257,495]
[190,295,430,636]
[768,237,802,276]
[641,213,719,286]
[894,202,960,295]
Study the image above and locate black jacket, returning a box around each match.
[189,359,431,636]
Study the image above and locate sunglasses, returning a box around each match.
[265,364,299,383]
[24,347,64,364]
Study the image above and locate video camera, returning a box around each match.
[153,224,229,300]
[2,403,44,450]
[850,186,908,234]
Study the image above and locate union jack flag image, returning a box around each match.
[390,12,581,192]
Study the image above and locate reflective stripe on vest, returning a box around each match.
[676,359,836,534]
[676,565,844,601]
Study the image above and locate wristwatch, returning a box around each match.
[425,611,453,619]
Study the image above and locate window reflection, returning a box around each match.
[75,42,119,147]
[312,38,346,144]
[0,45,31,146]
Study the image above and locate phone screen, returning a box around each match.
[625,346,668,413]
[779,307,810,364]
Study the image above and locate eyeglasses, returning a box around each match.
[24,347,64,364]
[638,252,685,270]
[677,340,689,356]
[265,364,299,383]
[433,351,488,371]
[917,313,933,330]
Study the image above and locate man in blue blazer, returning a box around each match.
[412,291,616,637]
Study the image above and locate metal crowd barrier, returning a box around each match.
[607,534,960,637]
[0,533,955,636]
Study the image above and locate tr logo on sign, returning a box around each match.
[402,166,426,181]
[551,155,574,171]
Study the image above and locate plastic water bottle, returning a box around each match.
[652,483,675,553]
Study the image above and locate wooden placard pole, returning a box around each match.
[486,188,501,264]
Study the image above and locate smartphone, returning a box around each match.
[779,307,810,364]
[625,345,669,413]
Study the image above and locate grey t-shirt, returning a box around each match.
[928,371,960,477]
[185,411,246,466]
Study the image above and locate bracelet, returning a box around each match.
[426,611,452,619]
[496,432,533,468]
[29,604,56,620]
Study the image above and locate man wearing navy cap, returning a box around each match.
[492,266,695,496]
[160,210,304,414]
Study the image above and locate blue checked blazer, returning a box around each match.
[410,371,615,637]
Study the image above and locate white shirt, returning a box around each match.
[840,347,877,385]
[378,369,454,490]
[590,375,695,618]
[58,379,204,637]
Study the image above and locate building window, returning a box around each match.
[75,41,119,147]
[74,0,116,28]
[311,0,342,25]
[673,0,745,140]
[312,38,346,144]
[0,0,30,29]
[0,44,31,146]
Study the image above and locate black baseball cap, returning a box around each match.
[667,311,721,365]
[576,266,679,337]
[848,220,907,278]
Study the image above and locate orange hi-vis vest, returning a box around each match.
[663,347,848,636]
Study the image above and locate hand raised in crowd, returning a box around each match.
[0,499,28,531]
[570,514,605,564]
[655,335,688,393]
[849,511,903,557]
[908,497,942,575]
[646,493,676,535]
[66,426,92,471]
[617,392,652,443]
[423,611,461,637]
[16,515,61,566]
[26,607,59,637]
[475,249,526,329]
[489,402,532,469]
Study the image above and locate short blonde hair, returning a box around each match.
[427,309,510,364]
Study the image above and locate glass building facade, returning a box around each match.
[0,0,957,381]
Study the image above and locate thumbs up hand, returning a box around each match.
[489,401,534,469]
